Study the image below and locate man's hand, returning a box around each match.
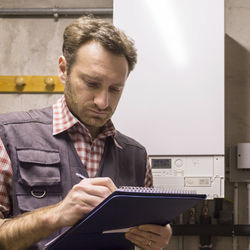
[125,224,172,249]
[53,177,117,227]
[0,177,117,250]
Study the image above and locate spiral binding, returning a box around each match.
[118,186,197,194]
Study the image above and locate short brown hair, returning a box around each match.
[62,16,137,74]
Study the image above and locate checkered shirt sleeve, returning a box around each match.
[0,138,12,218]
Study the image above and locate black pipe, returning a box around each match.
[234,225,250,236]
[172,224,250,236]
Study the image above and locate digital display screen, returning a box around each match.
[151,159,171,169]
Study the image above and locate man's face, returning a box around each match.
[59,41,129,136]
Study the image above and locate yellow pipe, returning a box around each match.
[0,76,64,93]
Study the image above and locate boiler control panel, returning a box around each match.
[150,155,224,199]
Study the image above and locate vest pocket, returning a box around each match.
[16,148,61,187]
[16,148,62,212]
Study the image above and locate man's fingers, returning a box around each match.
[70,177,118,208]
[125,224,172,249]
[139,224,172,238]
[125,229,159,250]
[79,177,117,193]
[55,177,117,227]
[73,183,112,199]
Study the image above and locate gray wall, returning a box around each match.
[0,0,112,112]
[1,0,250,249]
[225,1,250,249]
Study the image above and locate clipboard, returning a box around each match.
[45,187,206,250]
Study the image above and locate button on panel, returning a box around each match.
[175,159,184,167]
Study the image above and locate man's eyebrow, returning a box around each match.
[113,83,125,87]
[79,73,101,81]
[79,73,125,86]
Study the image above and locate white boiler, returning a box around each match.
[113,0,224,199]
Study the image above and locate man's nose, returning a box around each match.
[94,90,109,110]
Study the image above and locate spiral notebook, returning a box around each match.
[45,186,206,250]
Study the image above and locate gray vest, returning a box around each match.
[0,106,147,250]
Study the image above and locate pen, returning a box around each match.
[75,173,86,179]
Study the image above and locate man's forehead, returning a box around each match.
[75,41,127,64]
[73,42,129,78]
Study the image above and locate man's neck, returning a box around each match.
[86,126,101,140]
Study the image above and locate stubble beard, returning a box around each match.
[64,77,113,131]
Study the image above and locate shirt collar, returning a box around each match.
[52,95,122,148]
[53,95,78,135]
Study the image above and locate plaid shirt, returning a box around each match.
[0,95,153,218]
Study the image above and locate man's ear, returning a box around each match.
[58,56,67,85]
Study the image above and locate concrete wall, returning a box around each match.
[1,0,250,249]
[0,0,112,112]
[225,1,250,249]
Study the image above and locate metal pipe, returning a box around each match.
[247,183,250,250]
[0,8,113,17]
[178,214,184,250]
[233,182,239,250]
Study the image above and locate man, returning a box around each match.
[0,16,172,249]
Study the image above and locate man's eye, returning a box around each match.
[110,86,122,93]
[86,82,98,88]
